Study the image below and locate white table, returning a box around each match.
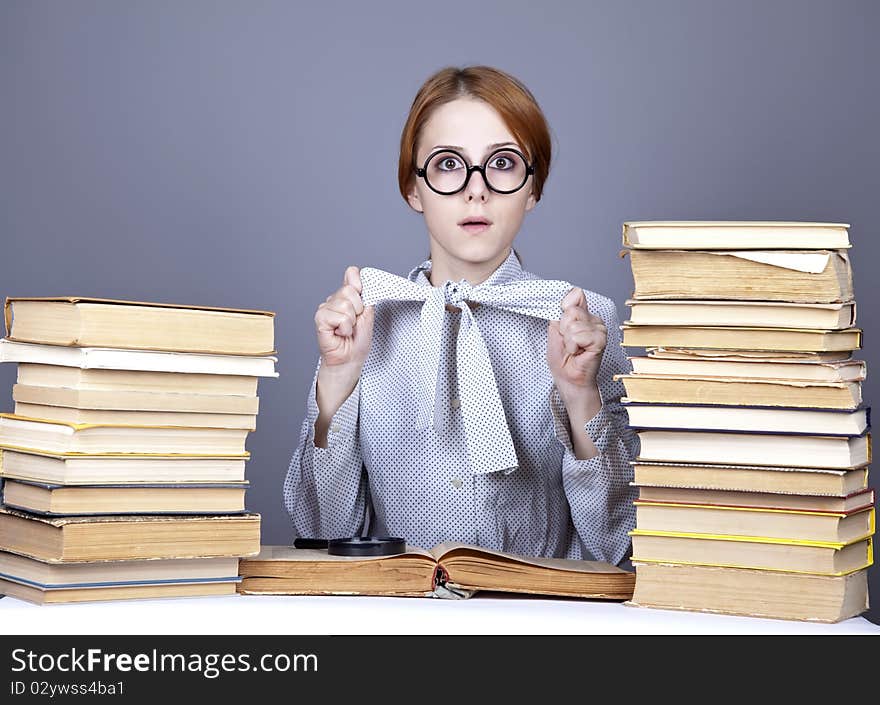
[1,593,878,635]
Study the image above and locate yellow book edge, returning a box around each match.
[618,324,861,335]
[628,528,874,550]
[0,413,248,433]
[0,443,250,459]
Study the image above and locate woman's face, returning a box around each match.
[407,97,536,276]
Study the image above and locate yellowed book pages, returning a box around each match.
[1,339,278,377]
[632,461,868,496]
[635,486,875,513]
[0,448,248,485]
[17,363,258,396]
[13,403,257,431]
[0,508,261,562]
[5,297,275,355]
[628,355,865,382]
[2,480,248,515]
[626,299,856,329]
[649,347,852,361]
[0,414,249,455]
[0,552,241,586]
[615,374,862,408]
[621,324,861,352]
[12,384,259,414]
[628,563,867,623]
[622,221,851,250]
[635,429,870,468]
[626,249,853,302]
[622,402,868,435]
[629,531,872,575]
[633,502,875,543]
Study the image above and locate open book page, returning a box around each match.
[429,542,629,575]
[251,545,434,563]
[426,542,635,599]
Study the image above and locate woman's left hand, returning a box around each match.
[547,287,607,404]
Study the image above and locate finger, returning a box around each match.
[560,312,605,338]
[566,328,607,354]
[324,296,358,323]
[338,284,365,315]
[561,286,586,311]
[344,266,362,294]
[316,306,355,336]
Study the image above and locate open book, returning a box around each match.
[237,543,635,600]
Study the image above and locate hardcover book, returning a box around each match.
[624,299,856,329]
[627,354,865,382]
[634,486,875,513]
[0,414,249,455]
[0,507,261,562]
[620,324,861,352]
[633,501,875,544]
[622,402,870,436]
[626,249,853,303]
[1,479,249,515]
[4,297,276,356]
[628,562,868,623]
[631,460,869,496]
[0,448,248,485]
[634,428,871,468]
[621,221,851,250]
[615,374,862,409]
[0,552,241,604]
[0,338,279,377]
[629,530,873,575]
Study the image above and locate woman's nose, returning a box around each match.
[465,169,489,201]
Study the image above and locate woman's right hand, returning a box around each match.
[315,266,374,371]
[313,267,374,441]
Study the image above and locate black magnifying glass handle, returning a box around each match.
[293,538,329,549]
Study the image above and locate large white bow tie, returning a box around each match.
[359,267,575,476]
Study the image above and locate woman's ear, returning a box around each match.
[524,189,537,212]
[406,184,424,213]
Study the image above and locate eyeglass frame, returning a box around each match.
[414,146,535,195]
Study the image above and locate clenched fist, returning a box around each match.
[315,266,375,371]
[546,287,607,404]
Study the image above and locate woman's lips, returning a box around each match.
[460,223,490,234]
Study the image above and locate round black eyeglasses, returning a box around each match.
[415,147,534,195]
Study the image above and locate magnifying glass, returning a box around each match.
[293,536,406,557]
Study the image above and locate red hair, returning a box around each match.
[398,66,552,204]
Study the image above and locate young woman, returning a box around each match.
[284,66,638,565]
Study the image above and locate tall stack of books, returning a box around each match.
[0,296,277,604]
[616,222,873,622]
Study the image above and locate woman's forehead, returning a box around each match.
[419,99,518,157]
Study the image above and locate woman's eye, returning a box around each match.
[492,157,511,169]
[437,156,462,171]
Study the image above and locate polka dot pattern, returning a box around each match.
[283,250,639,565]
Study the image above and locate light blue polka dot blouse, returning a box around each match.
[283,249,639,565]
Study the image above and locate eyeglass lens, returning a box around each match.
[425,150,528,193]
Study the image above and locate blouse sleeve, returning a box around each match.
[549,294,639,566]
[282,358,371,539]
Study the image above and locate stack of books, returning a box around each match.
[0,296,277,603]
[616,222,873,622]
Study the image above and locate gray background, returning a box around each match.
[2,0,878,624]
